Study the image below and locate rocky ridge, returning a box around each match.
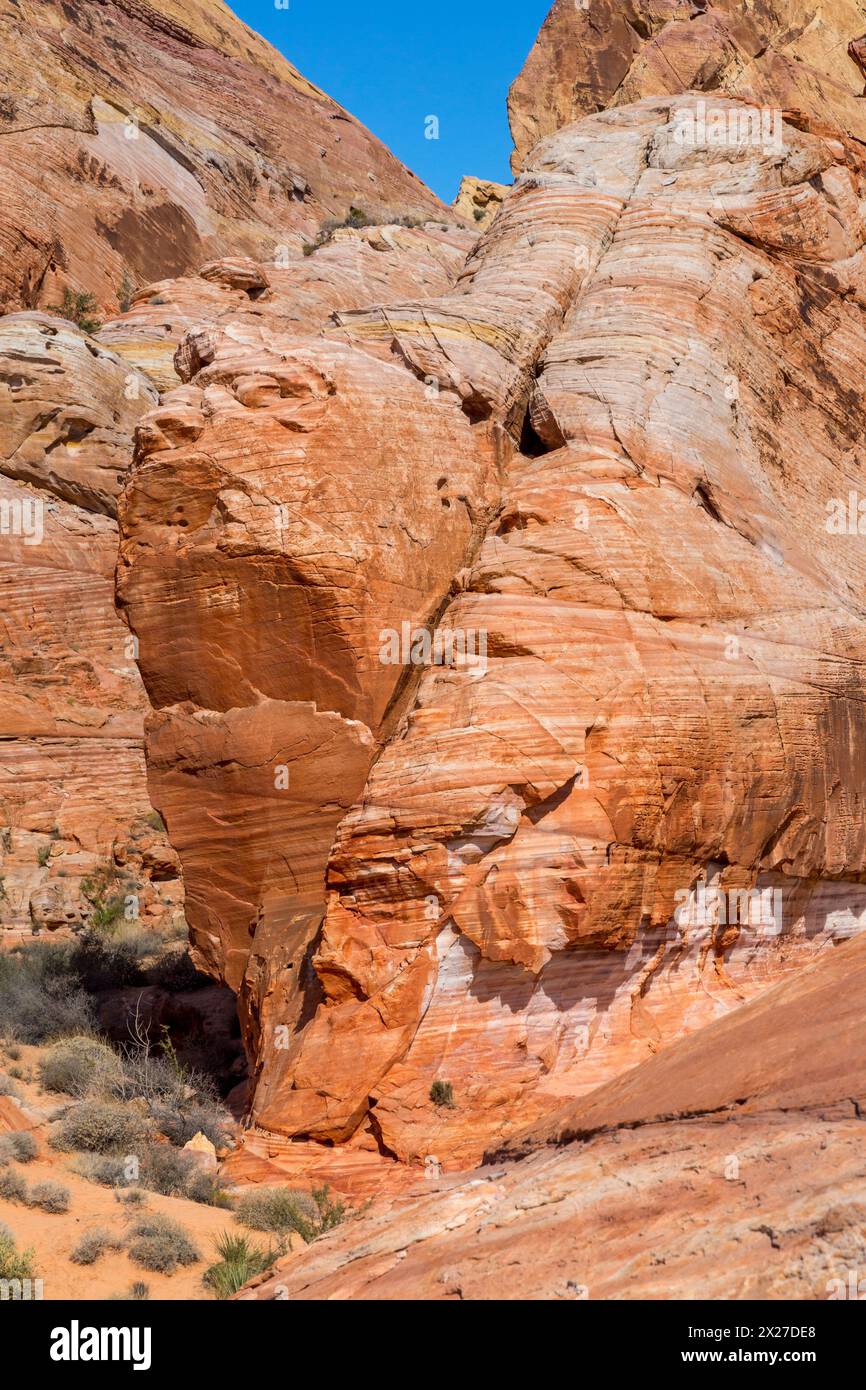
[1,0,452,315]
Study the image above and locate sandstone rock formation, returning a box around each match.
[97,226,473,390]
[3,0,841,1238]
[240,931,866,1300]
[452,177,509,230]
[225,93,866,1169]
[508,0,866,173]
[1,0,454,317]
[0,312,182,931]
[4,0,866,1304]
[116,293,506,1103]
[0,0,464,944]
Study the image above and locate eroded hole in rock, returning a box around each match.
[694,480,725,524]
[45,418,95,450]
[519,410,548,457]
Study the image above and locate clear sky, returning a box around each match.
[231,0,553,203]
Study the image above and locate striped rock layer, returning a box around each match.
[121,92,866,1172]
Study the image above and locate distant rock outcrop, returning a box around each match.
[452,177,509,229]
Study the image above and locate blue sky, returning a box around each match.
[232,0,552,202]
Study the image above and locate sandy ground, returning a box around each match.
[0,1043,294,1301]
[0,1155,251,1300]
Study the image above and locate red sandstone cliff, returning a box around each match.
[0,0,463,941]
[0,0,452,315]
[121,72,866,1196]
[6,0,866,1300]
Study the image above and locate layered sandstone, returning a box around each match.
[97,226,473,389]
[0,0,465,943]
[509,0,866,173]
[0,312,181,931]
[250,96,866,1167]
[240,931,866,1300]
[1,0,453,317]
[116,304,506,1087]
[117,72,866,1179]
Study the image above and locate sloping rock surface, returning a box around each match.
[509,0,866,173]
[239,933,866,1300]
[1,0,452,316]
[252,95,866,1165]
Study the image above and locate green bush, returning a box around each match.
[114,1044,232,1150]
[68,928,156,991]
[0,1222,36,1282]
[38,1035,121,1096]
[185,1169,233,1208]
[117,271,137,314]
[28,1180,70,1214]
[51,1100,152,1155]
[76,1138,228,1206]
[78,865,147,940]
[114,1188,147,1207]
[303,206,374,255]
[430,1080,455,1108]
[127,1214,199,1274]
[204,1231,276,1299]
[0,1072,21,1098]
[72,1153,128,1187]
[70,1227,122,1265]
[135,1142,193,1198]
[235,1185,345,1243]
[152,1099,231,1150]
[141,1144,231,1206]
[47,289,102,335]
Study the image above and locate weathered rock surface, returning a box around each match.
[97,226,473,389]
[0,312,181,931]
[116,306,506,1099]
[509,0,866,173]
[0,0,467,946]
[240,932,866,1299]
[256,96,866,1167]
[452,177,509,230]
[1,0,453,316]
[99,1,866,1224]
